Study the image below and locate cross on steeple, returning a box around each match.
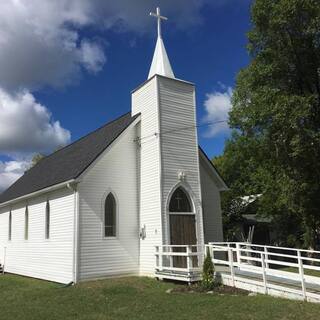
[150,7,168,39]
[147,7,175,79]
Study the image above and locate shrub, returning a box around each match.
[201,247,215,290]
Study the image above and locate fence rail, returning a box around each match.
[208,242,320,301]
[155,245,203,282]
[154,242,320,301]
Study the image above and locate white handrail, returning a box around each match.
[208,242,320,301]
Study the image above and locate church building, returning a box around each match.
[0,8,227,284]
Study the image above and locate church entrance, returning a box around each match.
[168,187,197,268]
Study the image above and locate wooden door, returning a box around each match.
[170,214,197,268]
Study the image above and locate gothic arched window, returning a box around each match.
[169,187,192,212]
[45,200,50,239]
[104,193,116,237]
[25,205,29,240]
[8,211,12,241]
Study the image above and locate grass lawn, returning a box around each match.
[1,274,320,320]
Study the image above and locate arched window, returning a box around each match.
[169,187,192,212]
[45,200,50,239]
[25,205,29,240]
[104,193,116,237]
[8,211,12,241]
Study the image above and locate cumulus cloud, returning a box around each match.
[203,86,233,137]
[0,159,30,192]
[0,88,70,154]
[0,0,215,91]
[0,0,233,191]
[0,160,30,193]
[0,0,106,90]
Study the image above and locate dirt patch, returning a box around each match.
[170,284,248,295]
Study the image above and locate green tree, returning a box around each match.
[30,153,45,167]
[218,0,320,249]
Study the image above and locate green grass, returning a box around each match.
[1,274,320,320]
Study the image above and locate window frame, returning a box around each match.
[168,186,194,214]
[102,192,118,239]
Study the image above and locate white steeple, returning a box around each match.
[148,7,175,79]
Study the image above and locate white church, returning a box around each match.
[0,8,227,284]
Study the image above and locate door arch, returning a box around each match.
[167,186,197,268]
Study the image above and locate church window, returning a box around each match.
[8,211,12,241]
[25,205,29,240]
[104,193,116,237]
[169,187,192,212]
[45,200,50,239]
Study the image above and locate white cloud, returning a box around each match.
[203,86,233,137]
[0,88,70,154]
[0,0,236,191]
[0,159,30,192]
[0,0,106,90]
[0,0,216,91]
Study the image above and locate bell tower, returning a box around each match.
[132,7,204,275]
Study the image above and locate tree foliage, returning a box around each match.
[216,0,320,249]
[30,153,45,168]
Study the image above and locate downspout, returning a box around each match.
[67,182,79,284]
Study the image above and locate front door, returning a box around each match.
[170,214,197,268]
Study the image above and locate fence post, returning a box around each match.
[264,246,269,269]
[236,243,241,266]
[228,248,235,287]
[169,246,173,269]
[261,253,267,294]
[186,246,193,284]
[158,246,163,272]
[297,250,306,300]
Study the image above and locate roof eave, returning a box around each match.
[198,146,229,191]
[0,179,78,208]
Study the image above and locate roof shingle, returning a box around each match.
[0,112,139,204]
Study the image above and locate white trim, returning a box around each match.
[70,183,79,284]
[0,114,141,210]
[0,179,77,209]
[131,74,194,94]
[199,149,228,191]
[77,115,141,181]
[165,183,199,245]
[156,76,164,248]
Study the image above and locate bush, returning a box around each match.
[201,247,215,290]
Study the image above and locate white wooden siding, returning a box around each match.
[132,77,163,275]
[158,76,204,246]
[0,187,74,284]
[78,123,140,280]
[199,156,224,242]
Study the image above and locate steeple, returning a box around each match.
[148,7,175,79]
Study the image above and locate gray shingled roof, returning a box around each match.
[0,112,139,204]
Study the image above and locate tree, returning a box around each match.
[217,0,320,249]
[30,153,45,168]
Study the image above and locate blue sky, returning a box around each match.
[0,0,251,191]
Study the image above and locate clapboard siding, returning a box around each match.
[78,123,140,280]
[200,156,224,243]
[132,77,163,275]
[158,77,204,246]
[0,187,74,283]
